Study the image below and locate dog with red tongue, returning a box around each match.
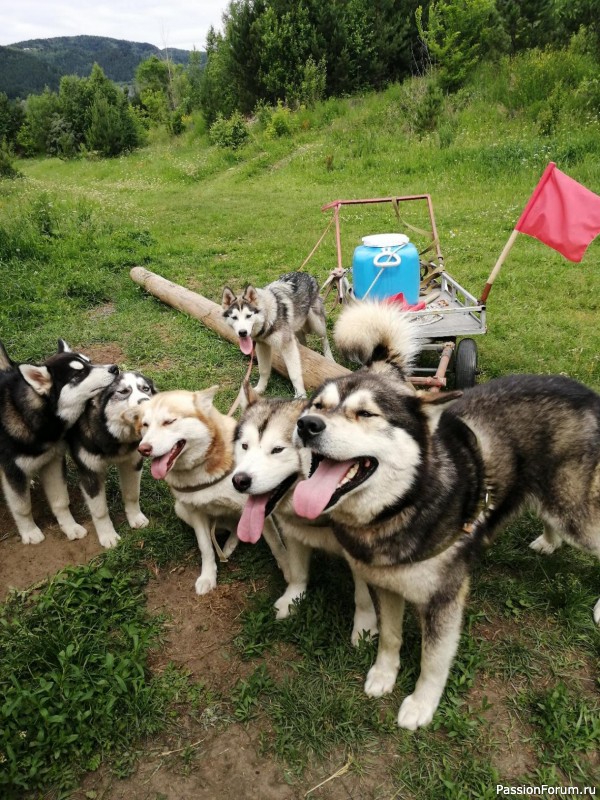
[221,271,334,401]
[124,386,288,595]
[232,383,377,643]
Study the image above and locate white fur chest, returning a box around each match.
[168,473,243,518]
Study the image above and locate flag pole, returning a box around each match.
[479,228,519,304]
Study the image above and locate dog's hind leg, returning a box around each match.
[254,341,272,395]
[175,500,218,594]
[351,575,378,646]
[306,304,334,361]
[397,578,469,730]
[118,457,149,531]
[529,524,563,555]
[39,456,87,541]
[364,587,406,697]
[280,338,306,398]
[1,467,45,544]
[273,536,311,619]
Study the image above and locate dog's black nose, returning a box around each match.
[296,415,326,442]
[233,472,252,492]
[239,330,248,338]
[109,364,119,375]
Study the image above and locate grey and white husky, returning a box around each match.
[0,339,118,545]
[231,384,378,644]
[222,271,334,399]
[67,371,157,548]
[292,302,600,730]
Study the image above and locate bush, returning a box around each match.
[0,141,21,179]
[208,111,249,149]
[264,102,295,138]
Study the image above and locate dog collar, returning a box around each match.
[170,468,233,494]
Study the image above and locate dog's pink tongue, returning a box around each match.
[239,336,253,355]
[293,459,356,519]
[151,453,171,480]
[237,493,270,543]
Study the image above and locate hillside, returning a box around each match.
[0,35,197,99]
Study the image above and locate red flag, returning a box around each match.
[515,162,600,262]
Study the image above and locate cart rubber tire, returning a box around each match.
[454,338,478,389]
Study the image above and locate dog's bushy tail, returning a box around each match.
[334,300,421,378]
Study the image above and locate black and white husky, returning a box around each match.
[67,371,157,548]
[222,271,334,399]
[0,339,118,545]
[292,302,600,730]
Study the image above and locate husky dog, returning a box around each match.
[125,387,288,595]
[0,339,119,545]
[222,272,334,399]
[292,302,600,730]
[67,371,157,548]
[231,384,378,644]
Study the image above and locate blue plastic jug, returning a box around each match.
[352,234,420,304]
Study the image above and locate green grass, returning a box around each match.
[1,66,600,797]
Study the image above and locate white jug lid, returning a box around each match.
[362,233,409,248]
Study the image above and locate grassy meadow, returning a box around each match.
[1,67,599,798]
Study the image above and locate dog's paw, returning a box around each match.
[64,522,88,541]
[529,534,561,555]
[397,694,436,731]
[127,511,149,529]
[351,611,378,647]
[364,665,397,697]
[195,574,217,595]
[274,585,306,620]
[21,528,45,545]
[98,531,121,549]
[593,597,600,626]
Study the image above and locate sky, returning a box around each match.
[0,0,232,51]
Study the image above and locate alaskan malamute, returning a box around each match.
[68,371,157,548]
[292,302,600,730]
[125,387,288,594]
[231,384,377,643]
[222,271,333,399]
[0,339,118,545]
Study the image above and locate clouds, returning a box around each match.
[0,0,230,51]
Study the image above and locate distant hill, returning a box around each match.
[0,35,201,99]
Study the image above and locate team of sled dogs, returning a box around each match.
[2,271,600,731]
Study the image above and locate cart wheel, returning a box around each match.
[454,338,478,389]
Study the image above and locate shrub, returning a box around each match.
[208,111,249,149]
[264,101,295,138]
[0,141,21,179]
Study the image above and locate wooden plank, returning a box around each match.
[130,267,350,389]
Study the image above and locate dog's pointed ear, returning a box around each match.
[194,384,219,413]
[57,339,73,353]
[19,364,53,396]
[222,287,235,310]
[242,380,259,407]
[0,340,14,371]
[243,285,258,304]
[418,390,463,429]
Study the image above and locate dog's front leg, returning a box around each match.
[273,535,311,619]
[364,587,405,696]
[39,456,87,541]
[1,467,45,544]
[397,577,469,730]
[351,575,378,646]
[174,500,218,595]
[254,341,272,394]
[118,456,149,530]
[78,466,120,548]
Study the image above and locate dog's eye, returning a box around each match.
[141,422,148,429]
[357,410,376,418]
[118,387,131,396]
[163,419,176,426]
[271,446,284,454]
[241,443,248,450]
[312,402,323,410]
[140,384,151,394]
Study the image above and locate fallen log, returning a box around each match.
[130,267,350,390]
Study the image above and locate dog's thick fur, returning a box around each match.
[232,385,377,644]
[292,302,600,730]
[68,371,157,548]
[0,339,119,544]
[222,271,333,399]
[125,387,288,594]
